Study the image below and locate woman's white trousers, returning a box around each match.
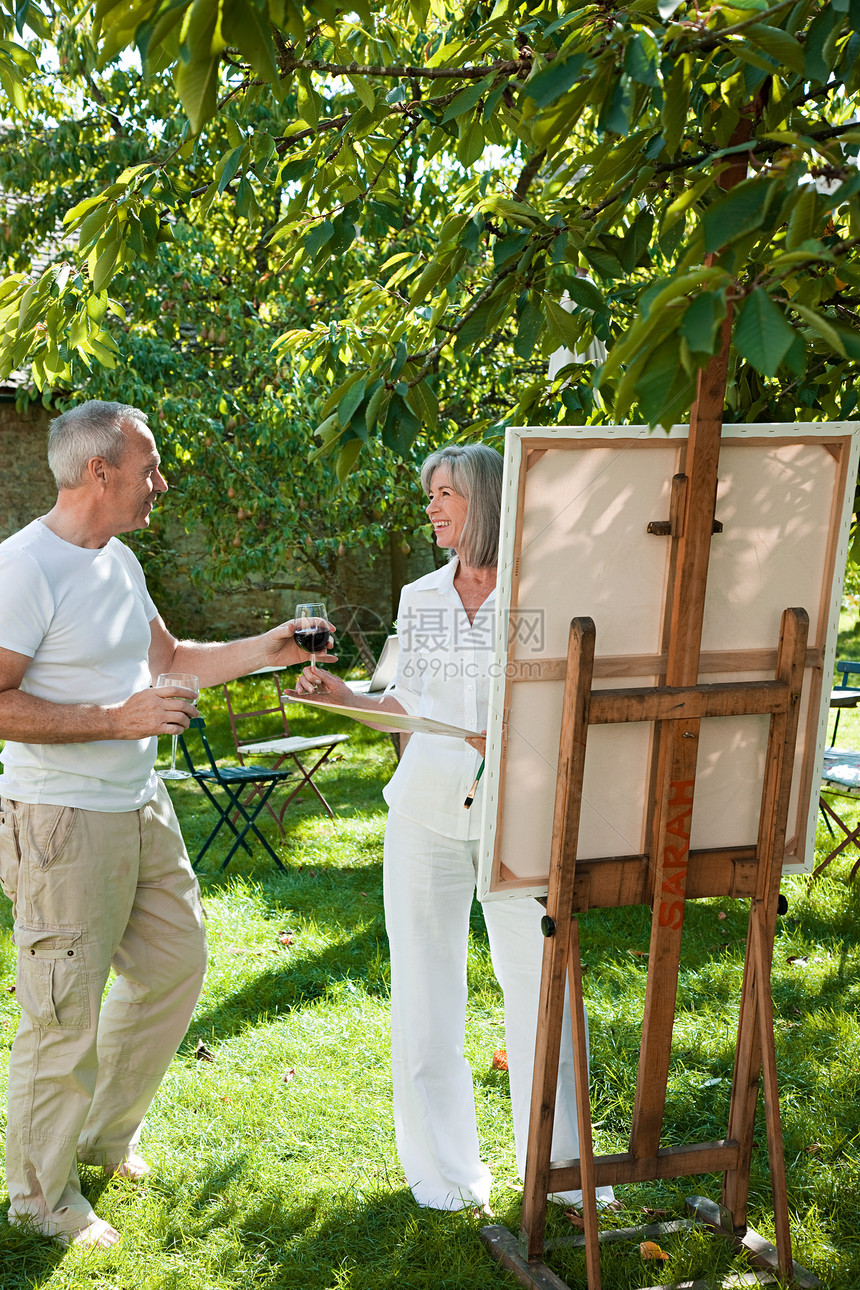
[383,810,614,1211]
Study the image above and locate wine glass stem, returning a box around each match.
[170,734,179,771]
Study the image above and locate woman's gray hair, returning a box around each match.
[420,442,503,569]
[47,400,149,490]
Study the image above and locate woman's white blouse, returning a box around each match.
[382,559,493,840]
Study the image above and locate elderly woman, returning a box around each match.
[295,443,612,1213]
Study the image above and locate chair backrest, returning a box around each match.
[835,660,860,688]
[368,635,399,693]
[223,671,291,750]
[179,716,220,775]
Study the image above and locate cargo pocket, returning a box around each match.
[0,801,21,906]
[14,924,90,1030]
[23,804,77,871]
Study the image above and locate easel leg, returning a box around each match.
[567,919,601,1290]
[725,608,806,1278]
[750,909,792,1275]
[521,618,595,1263]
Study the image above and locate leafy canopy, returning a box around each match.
[1,0,860,466]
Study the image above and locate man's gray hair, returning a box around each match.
[420,442,503,569]
[47,400,150,490]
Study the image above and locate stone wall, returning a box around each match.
[1,399,56,536]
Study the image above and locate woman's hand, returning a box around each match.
[465,730,486,758]
[286,667,408,731]
[286,664,351,705]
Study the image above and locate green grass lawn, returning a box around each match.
[1,670,860,1289]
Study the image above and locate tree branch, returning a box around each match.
[271,55,522,81]
[515,150,547,200]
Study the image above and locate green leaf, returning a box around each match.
[348,73,375,112]
[453,292,510,353]
[702,180,774,255]
[221,0,280,89]
[77,202,114,250]
[543,297,581,349]
[564,276,606,313]
[745,23,805,74]
[833,326,860,361]
[785,186,818,250]
[633,335,690,427]
[457,118,485,167]
[440,75,495,124]
[623,33,659,87]
[338,377,367,428]
[217,145,245,194]
[790,302,845,355]
[804,6,837,83]
[336,437,363,482]
[580,246,625,280]
[92,237,120,293]
[87,336,118,369]
[543,11,579,37]
[679,292,722,354]
[530,79,591,152]
[411,256,450,305]
[63,185,124,229]
[661,59,688,157]
[493,231,530,270]
[297,74,321,125]
[523,54,585,109]
[726,40,780,74]
[175,51,220,134]
[602,267,728,382]
[407,379,439,430]
[734,289,797,376]
[381,392,421,455]
[329,214,356,256]
[0,60,26,112]
[365,381,389,433]
[514,299,543,360]
[86,292,109,325]
[305,219,334,259]
[391,340,408,378]
[599,77,631,136]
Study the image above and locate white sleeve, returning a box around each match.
[0,550,54,658]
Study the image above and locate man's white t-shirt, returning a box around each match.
[0,519,160,811]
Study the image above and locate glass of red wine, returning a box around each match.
[294,602,329,668]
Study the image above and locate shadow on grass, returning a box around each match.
[0,1209,66,1288]
[161,1180,515,1290]
[185,925,391,1050]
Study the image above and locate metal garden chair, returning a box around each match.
[222,671,348,824]
[828,659,860,746]
[178,717,294,872]
[814,747,860,881]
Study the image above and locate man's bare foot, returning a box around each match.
[105,1153,150,1181]
[58,1218,119,1249]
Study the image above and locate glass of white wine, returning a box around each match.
[294,602,329,667]
[156,673,199,780]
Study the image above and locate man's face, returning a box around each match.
[102,421,168,534]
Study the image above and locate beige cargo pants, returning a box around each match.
[0,781,207,1239]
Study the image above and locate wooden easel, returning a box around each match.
[481,339,823,1288]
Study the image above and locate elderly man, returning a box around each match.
[0,400,328,1248]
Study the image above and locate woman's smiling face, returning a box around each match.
[425,465,469,551]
